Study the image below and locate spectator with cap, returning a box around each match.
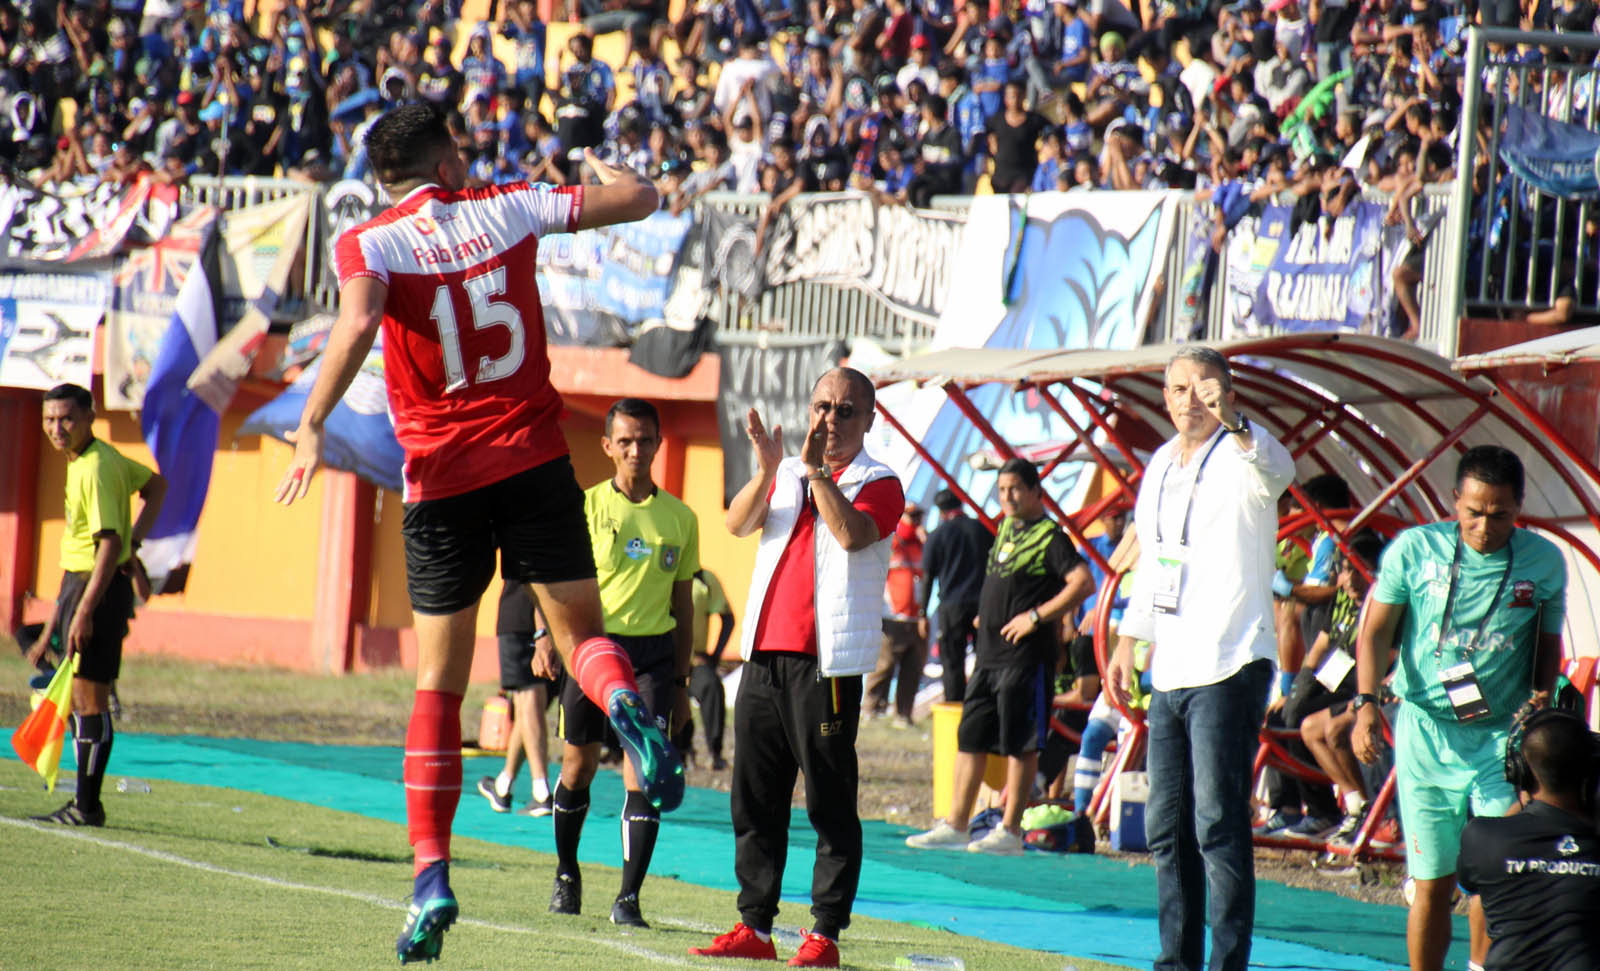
[897,33,938,94]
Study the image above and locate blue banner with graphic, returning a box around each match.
[596,210,693,324]
[1499,104,1600,200]
[1251,202,1383,332]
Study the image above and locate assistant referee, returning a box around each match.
[548,398,698,929]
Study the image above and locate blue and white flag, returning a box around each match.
[239,332,406,494]
[1499,104,1600,200]
[138,228,224,594]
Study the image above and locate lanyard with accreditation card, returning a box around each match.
[1435,532,1515,723]
[1151,433,1226,615]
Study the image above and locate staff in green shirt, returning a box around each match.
[1356,445,1567,971]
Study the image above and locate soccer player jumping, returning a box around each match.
[272,104,682,964]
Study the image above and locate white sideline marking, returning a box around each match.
[0,816,694,967]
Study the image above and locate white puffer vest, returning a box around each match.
[740,452,898,677]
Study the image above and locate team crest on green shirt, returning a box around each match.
[624,538,654,560]
[996,541,1014,563]
[659,545,680,570]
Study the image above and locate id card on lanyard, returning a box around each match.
[1434,533,1514,723]
[1150,434,1225,615]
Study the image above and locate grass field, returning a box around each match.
[0,648,1130,971]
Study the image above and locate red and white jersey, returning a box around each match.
[335,181,585,502]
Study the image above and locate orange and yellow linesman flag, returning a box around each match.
[12,660,74,791]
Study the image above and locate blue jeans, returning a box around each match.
[1145,659,1271,971]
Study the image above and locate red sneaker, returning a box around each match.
[787,932,840,968]
[688,923,778,960]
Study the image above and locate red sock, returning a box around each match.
[571,637,638,709]
[405,689,463,876]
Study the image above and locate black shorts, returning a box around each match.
[402,457,597,615]
[495,632,561,692]
[557,632,676,745]
[957,663,1050,757]
[54,569,135,684]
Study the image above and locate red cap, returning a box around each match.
[177,90,195,105]
[910,34,930,48]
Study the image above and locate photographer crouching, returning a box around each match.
[1457,706,1600,971]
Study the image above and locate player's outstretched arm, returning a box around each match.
[274,276,387,505]
[574,148,660,231]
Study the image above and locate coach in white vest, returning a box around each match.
[688,367,905,969]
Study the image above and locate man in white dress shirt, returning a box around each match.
[1107,345,1296,971]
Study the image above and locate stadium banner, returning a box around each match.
[717,338,847,505]
[630,221,713,379]
[869,191,1178,511]
[1498,104,1600,200]
[0,174,181,263]
[0,266,109,391]
[105,207,220,410]
[1252,202,1384,332]
[536,223,625,347]
[762,193,965,323]
[240,329,406,494]
[701,205,764,302]
[595,209,694,325]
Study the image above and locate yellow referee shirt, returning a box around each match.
[585,480,700,637]
[60,439,153,572]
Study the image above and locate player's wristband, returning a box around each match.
[1278,670,1295,697]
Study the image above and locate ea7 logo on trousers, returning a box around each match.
[819,719,845,736]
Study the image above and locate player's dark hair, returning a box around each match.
[605,397,660,437]
[813,367,876,413]
[365,103,454,187]
[1303,473,1352,511]
[43,383,93,412]
[934,489,962,512]
[998,457,1042,491]
[1457,445,1525,503]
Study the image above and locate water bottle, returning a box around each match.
[895,956,965,970]
[770,927,805,950]
[116,778,151,793]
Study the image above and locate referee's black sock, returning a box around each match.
[73,712,113,813]
[618,789,660,899]
[552,782,589,878]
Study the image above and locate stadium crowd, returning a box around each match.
[4,0,1593,208]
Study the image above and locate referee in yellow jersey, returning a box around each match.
[29,383,166,827]
[547,398,699,929]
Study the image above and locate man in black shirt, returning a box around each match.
[1458,709,1600,971]
[909,93,964,207]
[907,459,1092,854]
[919,488,994,703]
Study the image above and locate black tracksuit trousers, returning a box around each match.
[730,651,862,939]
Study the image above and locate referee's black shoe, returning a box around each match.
[549,871,581,915]
[33,801,105,827]
[610,894,649,928]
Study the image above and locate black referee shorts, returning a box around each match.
[53,569,135,684]
[957,663,1051,757]
[401,457,597,615]
[558,632,675,745]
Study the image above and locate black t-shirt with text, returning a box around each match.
[1458,801,1600,971]
[976,515,1083,669]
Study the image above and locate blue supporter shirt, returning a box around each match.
[1060,18,1091,82]
[506,19,547,90]
[973,58,1011,118]
[1031,155,1061,192]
